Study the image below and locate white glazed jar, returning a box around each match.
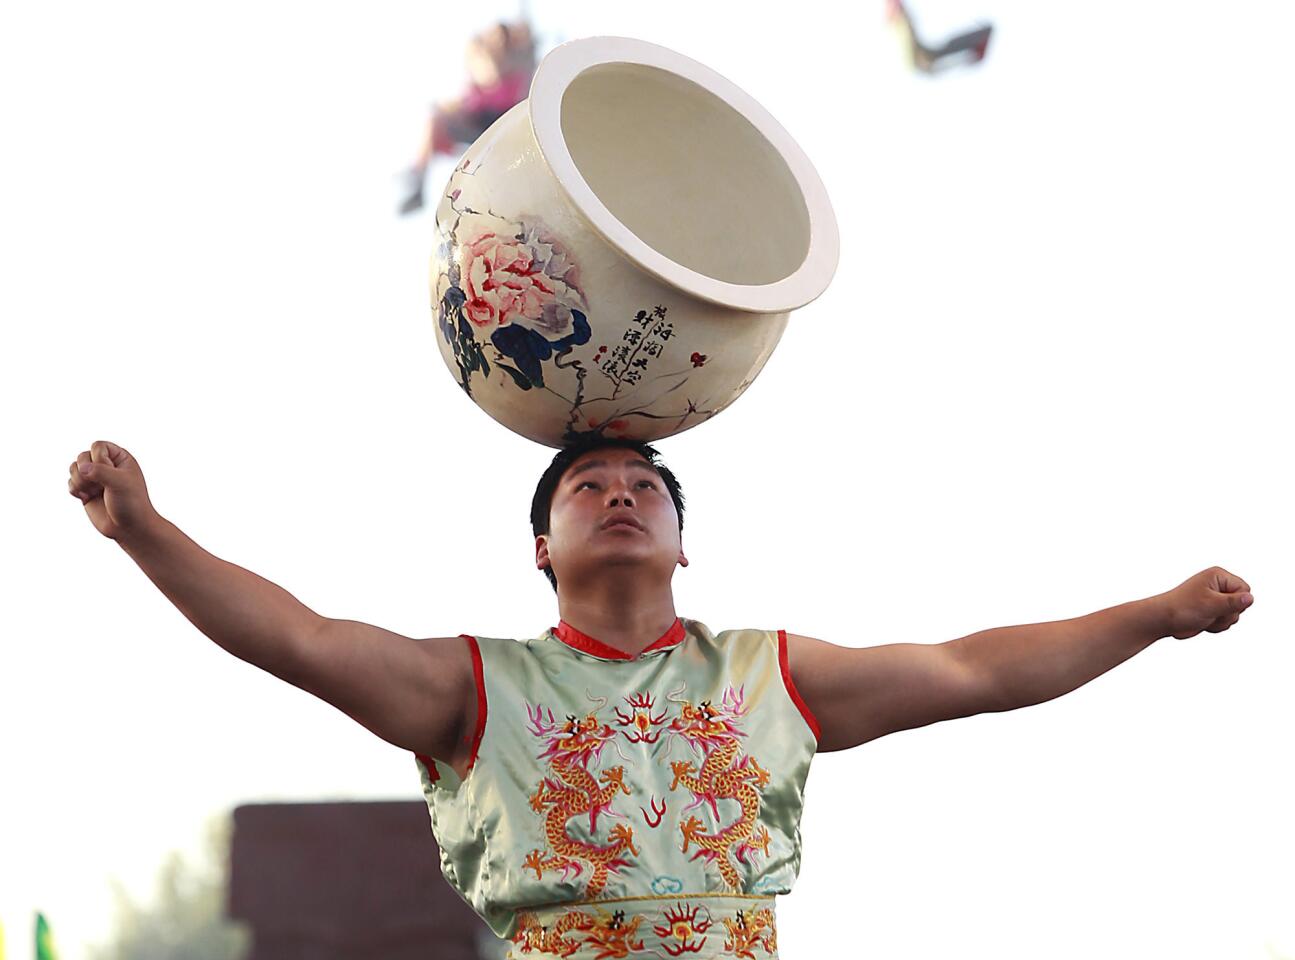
[431,36,839,448]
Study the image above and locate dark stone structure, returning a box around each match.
[228,801,495,960]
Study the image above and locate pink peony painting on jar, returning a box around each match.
[432,156,759,447]
[439,213,592,393]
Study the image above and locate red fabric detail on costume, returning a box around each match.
[415,752,441,783]
[778,629,821,743]
[553,618,686,660]
[464,634,487,771]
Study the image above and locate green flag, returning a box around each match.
[35,913,58,960]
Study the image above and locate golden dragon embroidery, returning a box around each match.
[523,697,640,898]
[512,907,647,958]
[722,906,777,958]
[665,684,773,890]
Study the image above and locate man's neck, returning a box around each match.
[556,583,679,657]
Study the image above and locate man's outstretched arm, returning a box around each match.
[69,440,474,770]
[788,568,1254,753]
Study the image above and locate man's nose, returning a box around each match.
[606,483,635,508]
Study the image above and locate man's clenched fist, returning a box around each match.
[68,440,159,541]
[1158,566,1254,640]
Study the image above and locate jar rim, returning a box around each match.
[528,36,839,315]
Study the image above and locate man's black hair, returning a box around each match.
[531,435,685,591]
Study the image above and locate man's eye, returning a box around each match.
[577,480,597,490]
[637,480,656,489]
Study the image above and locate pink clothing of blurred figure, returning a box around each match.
[399,20,537,216]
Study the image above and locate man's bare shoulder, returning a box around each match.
[410,632,479,779]
[293,620,478,776]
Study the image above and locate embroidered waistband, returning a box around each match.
[506,894,778,959]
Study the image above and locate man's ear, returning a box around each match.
[678,548,689,568]
[535,534,550,571]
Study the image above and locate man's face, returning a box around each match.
[537,447,687,588]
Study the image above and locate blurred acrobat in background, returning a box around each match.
[398,19,538,216]
[888,0,993,74]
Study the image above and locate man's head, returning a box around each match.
[531,436,686,592]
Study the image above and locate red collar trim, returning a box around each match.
[552,618,686,660]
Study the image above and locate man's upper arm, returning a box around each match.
[283,617,475,765]
[785,632,1001,751]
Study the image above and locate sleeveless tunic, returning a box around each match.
[415,618,820,959]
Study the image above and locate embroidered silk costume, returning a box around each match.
[416,618,819,959]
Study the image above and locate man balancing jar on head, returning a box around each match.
[68,436,1255,958]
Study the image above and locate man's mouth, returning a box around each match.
[601,516,645,532]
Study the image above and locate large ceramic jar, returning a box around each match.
[431,36,839,448]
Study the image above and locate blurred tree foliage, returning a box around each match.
[89,815,249,960]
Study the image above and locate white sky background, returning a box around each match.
[2,0,1292,957]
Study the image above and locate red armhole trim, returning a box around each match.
[415,752,440,782]
[463,634,487,771]
[778,629,821,743]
